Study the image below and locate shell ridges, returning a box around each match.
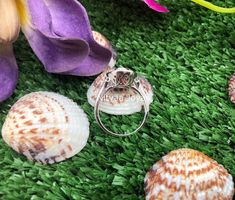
[145,148,234,200]
[2,91,90,164]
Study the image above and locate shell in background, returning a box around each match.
[229,73,235,103]
[92,31,117,68]
[2,92,89,164]
[87,68,153,115]
[144,148,234,200]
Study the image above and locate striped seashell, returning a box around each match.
[228,73,235,103]
[2,92,89,164]
[92,31,117,68]
[144,148,234,200]
[87,68,153,115]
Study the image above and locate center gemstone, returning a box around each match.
[113,68,135,87]
[116,71,131,86]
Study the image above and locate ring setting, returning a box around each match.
[92,67,152,137]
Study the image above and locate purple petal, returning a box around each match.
[24,0,112,75]
[40,0,92,39]
[0,45,18,102]
[23,27,89,73]
[143,0,169,13]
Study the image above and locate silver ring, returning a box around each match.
[94,67,149,137]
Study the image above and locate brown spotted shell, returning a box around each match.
[145,148,234,200]
[229,73,235,103]
[87,68,153,115]
[2,92,89,164]
[92,31,116,68]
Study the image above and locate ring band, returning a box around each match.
[94,67,149,137]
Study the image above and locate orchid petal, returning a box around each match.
[0,45,18,102]
[23,28,90,73]
[21,0,89,73]
[143,0,169,13]
[23,0,112,75]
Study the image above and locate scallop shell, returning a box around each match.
[92,31,117,68]
[228,73,235,103]
[2,92,89,164]
[87,68,153,115]
[144,148,234,200]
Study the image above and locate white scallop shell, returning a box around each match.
[87,68,153,115]
[92,31,116,68]
[144,148,234,200]
[2,92,89,164]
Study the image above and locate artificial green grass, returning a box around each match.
[0,0,235,199]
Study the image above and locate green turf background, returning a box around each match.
[0,0,235,199]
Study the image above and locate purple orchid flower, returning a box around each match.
[0,0,112,102]
[143,0,169,13]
